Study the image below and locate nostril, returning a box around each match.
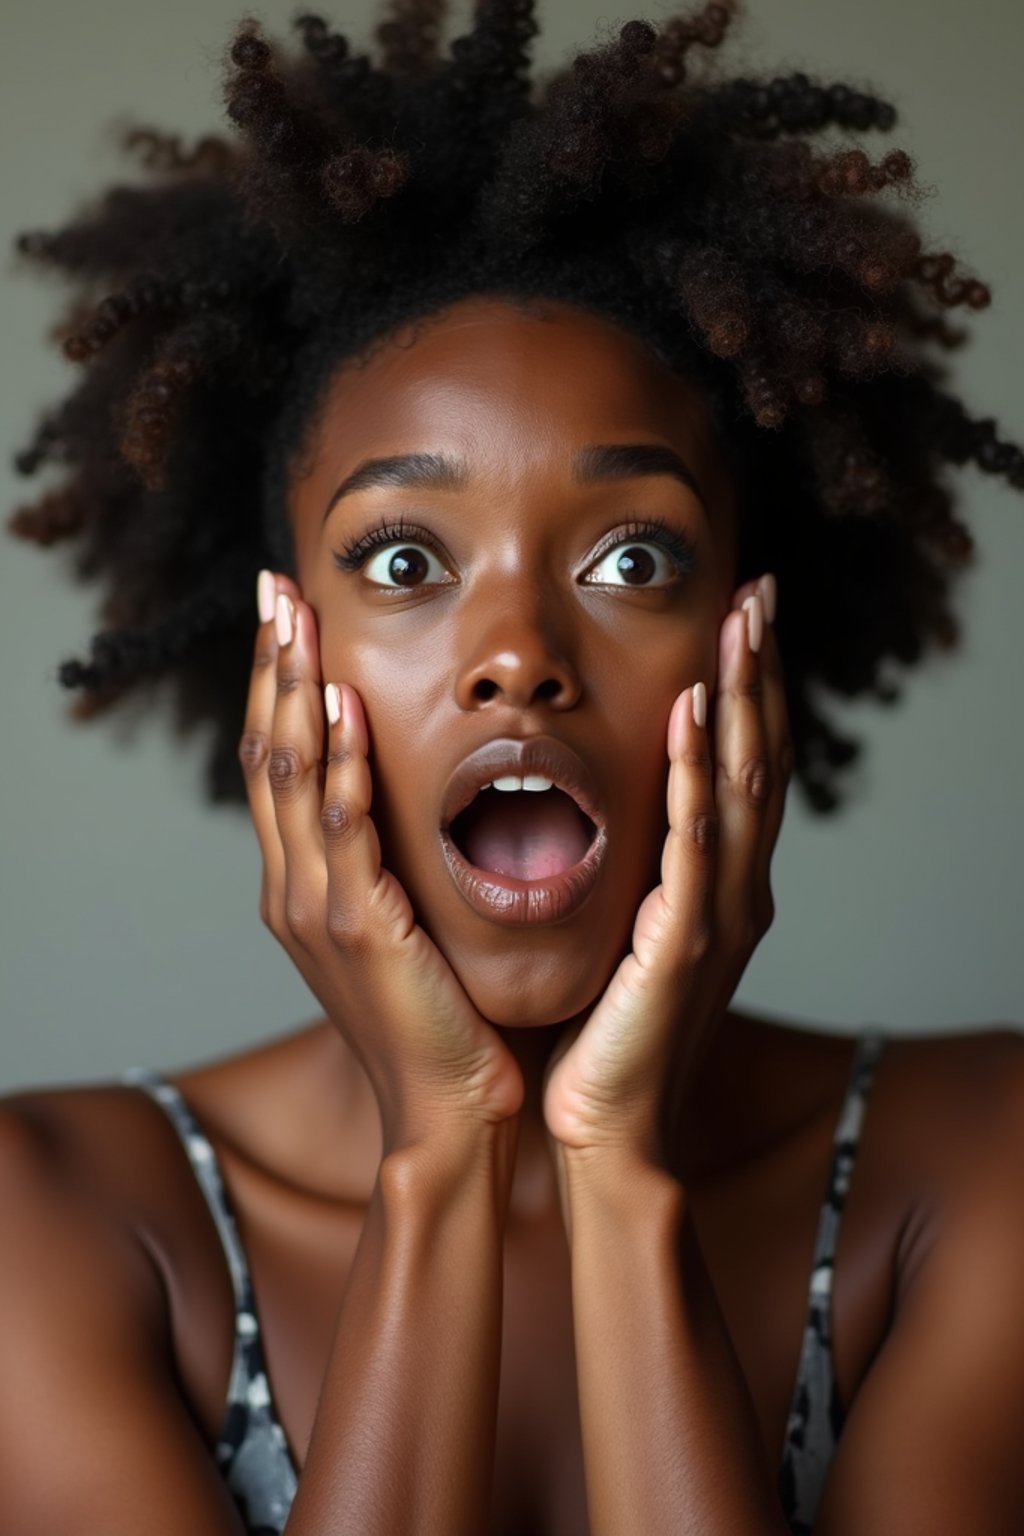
[534,678,563,703]
[473,678,499,702]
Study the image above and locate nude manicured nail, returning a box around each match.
[325,683,341,725]
[275,592,295,646]
[742,593,763,653]
[757,572,777,624]
[692,681,707,729]
[257,569,276,624]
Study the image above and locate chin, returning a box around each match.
[445,942,617,1028]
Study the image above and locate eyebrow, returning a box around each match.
[322,442,707,524]
[322,453,466,522]
[573,444,706,507]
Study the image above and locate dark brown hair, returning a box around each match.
[9,1,1022,811]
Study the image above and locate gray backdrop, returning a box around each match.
[2,0,1021,1093]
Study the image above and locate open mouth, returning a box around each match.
[438,741,607,925]
[449,778,598,881]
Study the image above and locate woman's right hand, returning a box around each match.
[239,571,524,1154]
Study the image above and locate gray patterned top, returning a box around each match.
[127,1030,885,1534]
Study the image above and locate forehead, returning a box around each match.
[289,294,734,556]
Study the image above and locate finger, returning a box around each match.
[730,571,776,624]
[269,590,329,922]
[711,594,771,949]
[239,570,287,921]
[320,682,400,942]
[753,589,793,904]
[655,681,718,966]
[731,573,791,902]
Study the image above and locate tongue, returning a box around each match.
[461,790,592,879]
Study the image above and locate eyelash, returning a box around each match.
[332,516,698,580]
[585,518,698,581]
[333,517,435,573]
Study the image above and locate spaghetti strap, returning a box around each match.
[124,1068,298,1535]
[777,1031,887,1534]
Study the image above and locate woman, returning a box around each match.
[4,3,1024,1532]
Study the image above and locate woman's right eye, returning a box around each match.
[362,542,452,588]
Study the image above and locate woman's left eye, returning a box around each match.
[583,540,680,588]
[363,542,451,588]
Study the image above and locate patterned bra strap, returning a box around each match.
[124,1069,299,1531]
[123,1069,253,1394]
[778,1030,886,1532]
[809,1030,886,1356]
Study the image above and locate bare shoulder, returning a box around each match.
[0,1083,247,1533]
[734,1011,1024,1274]
[708,1010,1024,1231]
[864,1022,1024,1179]
[812,1025,1024,1530]
[728,1008,1024,1146]
[0,1074,205,1351]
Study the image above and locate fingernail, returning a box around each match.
[742,593,763,653]
[692,681,707,729]
[325,683,341,725]
[275,592,295,647]
[757,572,777,625]
[257,569,276,624]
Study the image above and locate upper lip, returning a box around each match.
[440,736,604,834]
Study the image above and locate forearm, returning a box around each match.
[565,1153,789,1536]
[285,1122,516,1536]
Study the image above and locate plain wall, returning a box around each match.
[2,0,1021,1093]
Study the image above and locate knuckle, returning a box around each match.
[326,905,372,956]
[326,744,353,771]
[737,891,774,951]
[681,743,710,772]
[320,796,356,842]
[260,896,285,937]
[238,730,269,777]
[683,810,719,856]
[687,921,714,961]
[755,892,776,936]
[284,890,315,937]
[738,911,760,951]
[325,903,348,943]
[730,674,763,705]
[276,664,303,699]
[253,643,276,674]
[268,743,305,795]
[736,753,772,806]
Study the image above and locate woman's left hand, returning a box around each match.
[542,573,792,1172]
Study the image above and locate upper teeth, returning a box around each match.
[487,775,554,793]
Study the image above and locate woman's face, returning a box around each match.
[289,295,738,1026]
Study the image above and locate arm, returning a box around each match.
[237,576,525,1533]
[285,1122,516,1536]
[537,584,798,1533]
[564,1150,788,1536]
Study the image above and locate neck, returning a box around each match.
[492,1018,568,1221]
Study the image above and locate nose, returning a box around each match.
[453,588,582,713]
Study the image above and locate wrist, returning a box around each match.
[381,1113,520,1213]
[561,1144,686,1236]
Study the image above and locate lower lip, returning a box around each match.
[438,825,608,926]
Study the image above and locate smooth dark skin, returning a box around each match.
[3,296,1024,1535]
